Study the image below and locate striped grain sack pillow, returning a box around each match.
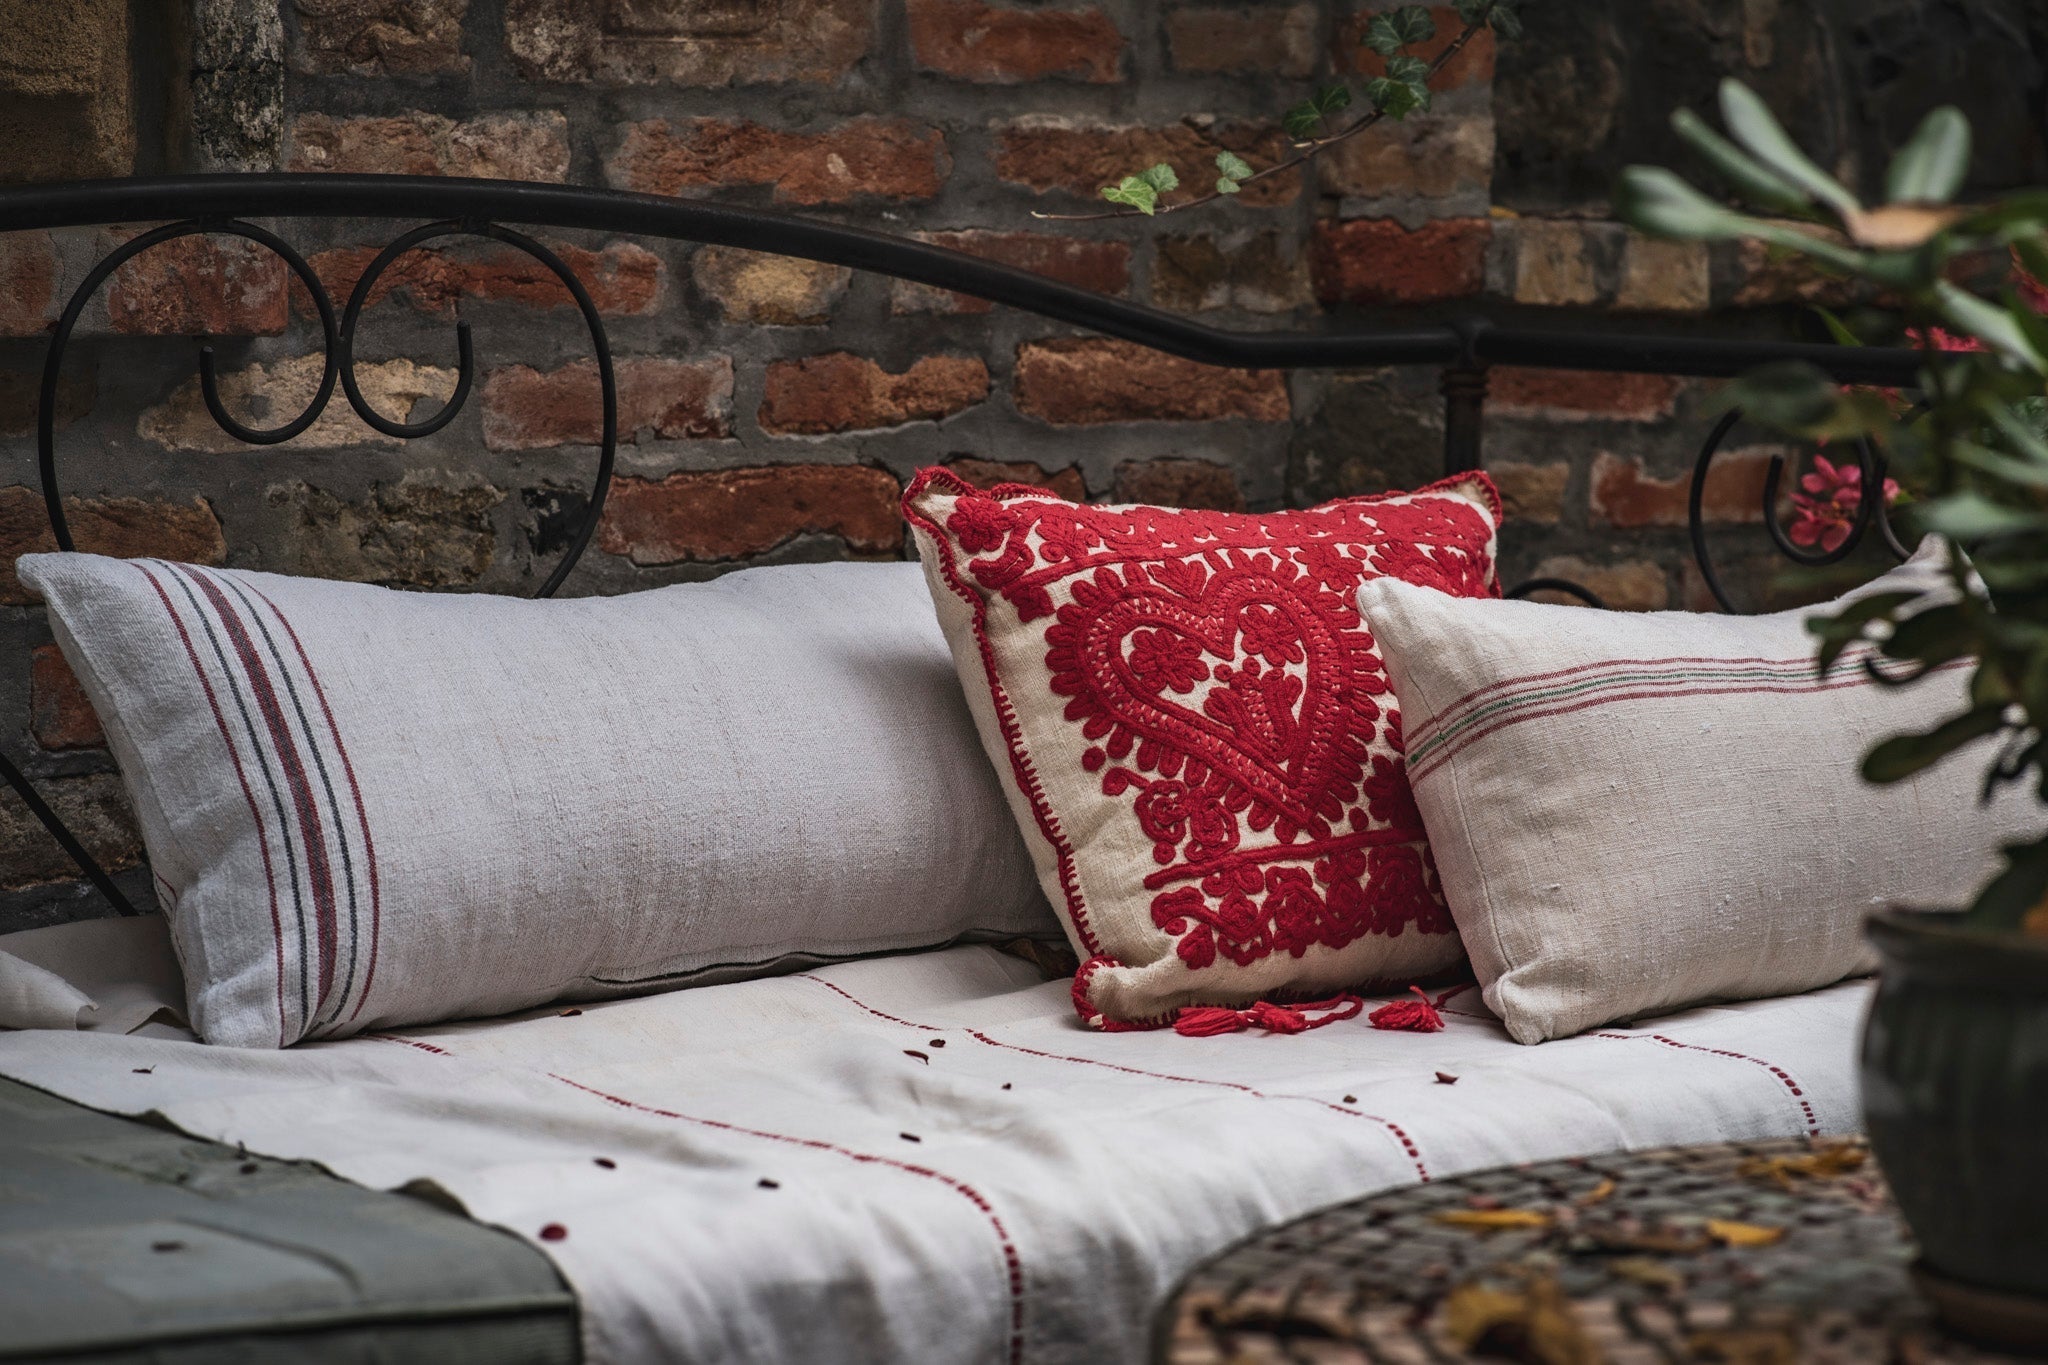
[1357,538,2043,1043]
[19,554,1057,1047]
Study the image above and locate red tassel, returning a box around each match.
[1369,985,1446,1033]
[1173,993,1366,1038]
[1173,1007,1251,1037]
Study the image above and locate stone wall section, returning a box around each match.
[0,0,2043,922]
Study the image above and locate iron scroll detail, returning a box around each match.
[37,217,617,599]
[1687,409,1909,614]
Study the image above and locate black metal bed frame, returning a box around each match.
[0,174,1920,919]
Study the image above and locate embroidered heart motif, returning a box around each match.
[1046,563,1382,837]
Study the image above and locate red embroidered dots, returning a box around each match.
[905,469,1502,1031]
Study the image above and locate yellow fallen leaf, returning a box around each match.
[1434,1208,1554,1231]
[1706,1219,1785,1247]
[1738,1143,1865,1188]
[1577,1178,1616,1207]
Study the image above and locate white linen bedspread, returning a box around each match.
[0,933,1870,1365]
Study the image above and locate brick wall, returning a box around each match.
[1,0,2043,926]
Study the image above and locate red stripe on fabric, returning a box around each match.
[793,973,1431,1182]
[245,582,384,1024]
[550,1074,1028,1365]
[1407,651,1860,748]
[353,1022,1030,1364]
[1410,660,1970,785]
[1593,1031,1819,1137]
[135,564,289,1048]
[364,1032,452,1056]
[184,568,342,1019]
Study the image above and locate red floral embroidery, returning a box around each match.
[911,469,1499,988]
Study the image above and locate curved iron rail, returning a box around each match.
[0,173,1934,917]
[1,175,1926,383]
[1688,410,1909,613]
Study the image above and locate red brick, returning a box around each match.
[1013,338,1289,425]
[300,241,661,321]
[609,118,947,206]
[30,644,103,751]
[1318,113,1493,202]
[1490,368,1681,422]
[0,486,225,605]
[1112,458,1244,511]
[0,232,57,338]
[481,357,734,451]
[1336,6,1495,87]
[944,457,1087,502]
[893,231,1131,314]
[107,234,288,337]
[1590,449,1777,529]
[908,0,1122,82]
[1310,218,1490,305]
[1152,231,1311,314]
[759,354,989,435]
[693,248,850,325]
[505,0,874,86]
[288,112,570,180]
[293,0,469,75]
[1166,6,1317,77]
[598,465,902,564]
[994,121,1298,208]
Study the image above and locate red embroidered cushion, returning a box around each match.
[904,468,1503,1029]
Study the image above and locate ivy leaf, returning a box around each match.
[1487,3,1523,39]
[1214,150,1253,195]
[1385,53,1431,85]
[1454,0,1494,21]
[1283,85,1353,141]
[1885,106,1971,205]
[1138,162,1179,194]
[1367,75,1429,119]
[1365,5,1436,56]
[1099,175,1159,215]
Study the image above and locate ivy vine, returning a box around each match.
[1038,0,1523,223]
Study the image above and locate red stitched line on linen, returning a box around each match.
[1409,651,1860,745]
[1410,661,1971,785]
[135,563,290,1050]
[790,972,1430,1182]
[965,1029,1430,1182]
[1593,1031,1818,1138]
[550,1074,1028,1365]
[245,581,385,1024]
[364,1032,452,1056]
[356,1017,1029,1365]
[903,466,1101,958]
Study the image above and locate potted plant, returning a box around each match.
[1617,83,2048,1346]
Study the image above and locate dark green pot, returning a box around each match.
[1861,909,2048,1305]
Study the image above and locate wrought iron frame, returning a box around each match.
[0,174,1925,916]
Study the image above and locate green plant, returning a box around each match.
[1039,0,1523,222]
[1617,80,2048,934]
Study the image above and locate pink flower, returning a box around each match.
[1787,454,1901,553]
